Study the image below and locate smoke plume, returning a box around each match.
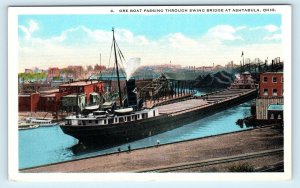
[124,57,141,80]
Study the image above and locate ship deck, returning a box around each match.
[157,99,208,115]
[157,89,256,115]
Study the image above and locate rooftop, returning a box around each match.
[40,89,59,94]
[261,72,283,75]
[59,80,101,87]
[268,104,283,111]
[19,94,30,97]
[41,94,56,97]
[62,93,86,98]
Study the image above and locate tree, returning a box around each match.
[18,72,47,81]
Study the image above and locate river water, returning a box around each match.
[19,99,252,169]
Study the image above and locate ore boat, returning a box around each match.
[59,28,258,146]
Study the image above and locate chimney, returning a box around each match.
[126,79,137,107]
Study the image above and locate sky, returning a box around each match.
[18,13,282,72]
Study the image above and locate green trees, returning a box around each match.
[18,72,47,81]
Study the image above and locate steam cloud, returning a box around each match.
[235,74,240,80]
[124,57,141,80]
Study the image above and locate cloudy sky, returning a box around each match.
[18,14,282,72]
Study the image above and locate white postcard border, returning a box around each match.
[8,5,292,182]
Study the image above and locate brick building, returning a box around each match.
[48,67,60,80]
[20,82,51,93]
[66,66,84,79]
[256,72,284,120]
[38,90,65,112]
[94,64,106,72]
[18,93,40,112]
[59,80,104,103]
[18,81,104,112]
[259,72,283,97]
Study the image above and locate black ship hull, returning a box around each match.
[60,89,257,146]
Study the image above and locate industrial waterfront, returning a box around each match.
[16,24,285,173]
[19,99,252,169]
[17,44,284,173]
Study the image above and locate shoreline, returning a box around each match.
[21,125,283,173]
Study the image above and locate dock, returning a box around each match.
[21,125,283,173]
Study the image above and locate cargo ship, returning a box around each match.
[59,28,258,146]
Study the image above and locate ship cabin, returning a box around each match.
[65,108,159,126]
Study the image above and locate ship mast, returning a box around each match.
[112,28,123,107]
[99,52,102,77]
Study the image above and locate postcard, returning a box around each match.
[8,5,291,181]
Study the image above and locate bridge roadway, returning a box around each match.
[22,125,283,173]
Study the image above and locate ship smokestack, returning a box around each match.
[126,79,137,108]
